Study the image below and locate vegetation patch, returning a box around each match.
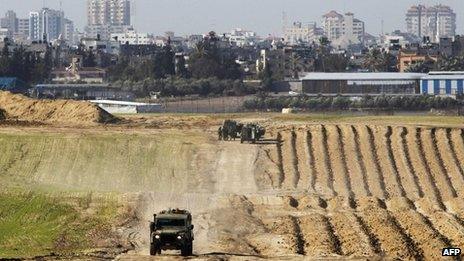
[244,95,464,112]
[0,191,126,259]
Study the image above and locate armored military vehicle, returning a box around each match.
[149,209,194,256]
[220,120,243,141]
[241,123,266,143]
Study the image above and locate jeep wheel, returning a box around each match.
[181,244,192,256]
[150,244,159,256]
[180,246,187,256]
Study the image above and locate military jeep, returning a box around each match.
[149,209,194,256]
[241,123,266,143]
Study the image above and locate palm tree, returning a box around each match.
[193,42,208,58]
[405,58,436,73]
[363,49,383,72]
[319,37,331,71]
[437,56,464,71]
[288,53,304,79]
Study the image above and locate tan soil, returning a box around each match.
[370,126,404,197]
[308,125,335,198]
[339,125,369,197]
[294,130,313,191]
[279,131,299,190]
[390,126,422,200]
[329,212,377,257]
[420,128,457,201]
[357,125,387,199]
[325,125,352,198]
[435,129,464,197]
[0,91,116,125]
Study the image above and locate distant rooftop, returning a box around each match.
[300,73,426,81]
[323,10,343,18]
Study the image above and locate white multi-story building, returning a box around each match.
[225,28,260,47]
[86,0,131,40]
[29,8,65,42]
[406,4,456,42]
[0,28,12,42]
[17,18,29,38]
[111,29,151,45]
[63,18,74,43]
[321,11,365,48]
[28,12,40,41]
[284,22,323,45]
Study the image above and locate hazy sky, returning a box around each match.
[0,0,462,36]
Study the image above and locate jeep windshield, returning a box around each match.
[156,219,185,228]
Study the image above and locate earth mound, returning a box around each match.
[0,91,117,125]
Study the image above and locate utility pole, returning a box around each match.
[132,0,136,29]
[282,11,288,37]
[381,19,384,37]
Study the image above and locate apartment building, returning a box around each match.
[86,0,131,40]
[406,4,456,42]
[226,28,260,47]
[0,10,18,33]
[284,22,323,45]
[321,11,365,48]
[29,8,65,42]
[111,29,151,45]
[17,19,30,38]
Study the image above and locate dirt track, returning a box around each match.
[2,122,464,260]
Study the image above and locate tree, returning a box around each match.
[362,48,397,72]
[188,36,242,80]
[152,45,175,78]
[289,53,304,79]
[437,56,464,71]
[175,54,189,78]
[405,59,436,73]
[0,43,10,76]
[83,49,97,67]
[260,60,274,92]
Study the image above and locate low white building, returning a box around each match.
[381,35,408,51]
[90,100,162,114]
[111,29,152,45]
[0,28,12,42]
[225,28,260,47]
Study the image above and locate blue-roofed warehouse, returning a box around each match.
[0,77,29,93]
[420,72,464,96]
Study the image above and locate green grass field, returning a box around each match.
[0,191,122,258]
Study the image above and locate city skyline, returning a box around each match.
[0,0,462,36]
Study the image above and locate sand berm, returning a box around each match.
[0,91,117,124]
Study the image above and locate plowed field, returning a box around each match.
[243,125,464,259]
